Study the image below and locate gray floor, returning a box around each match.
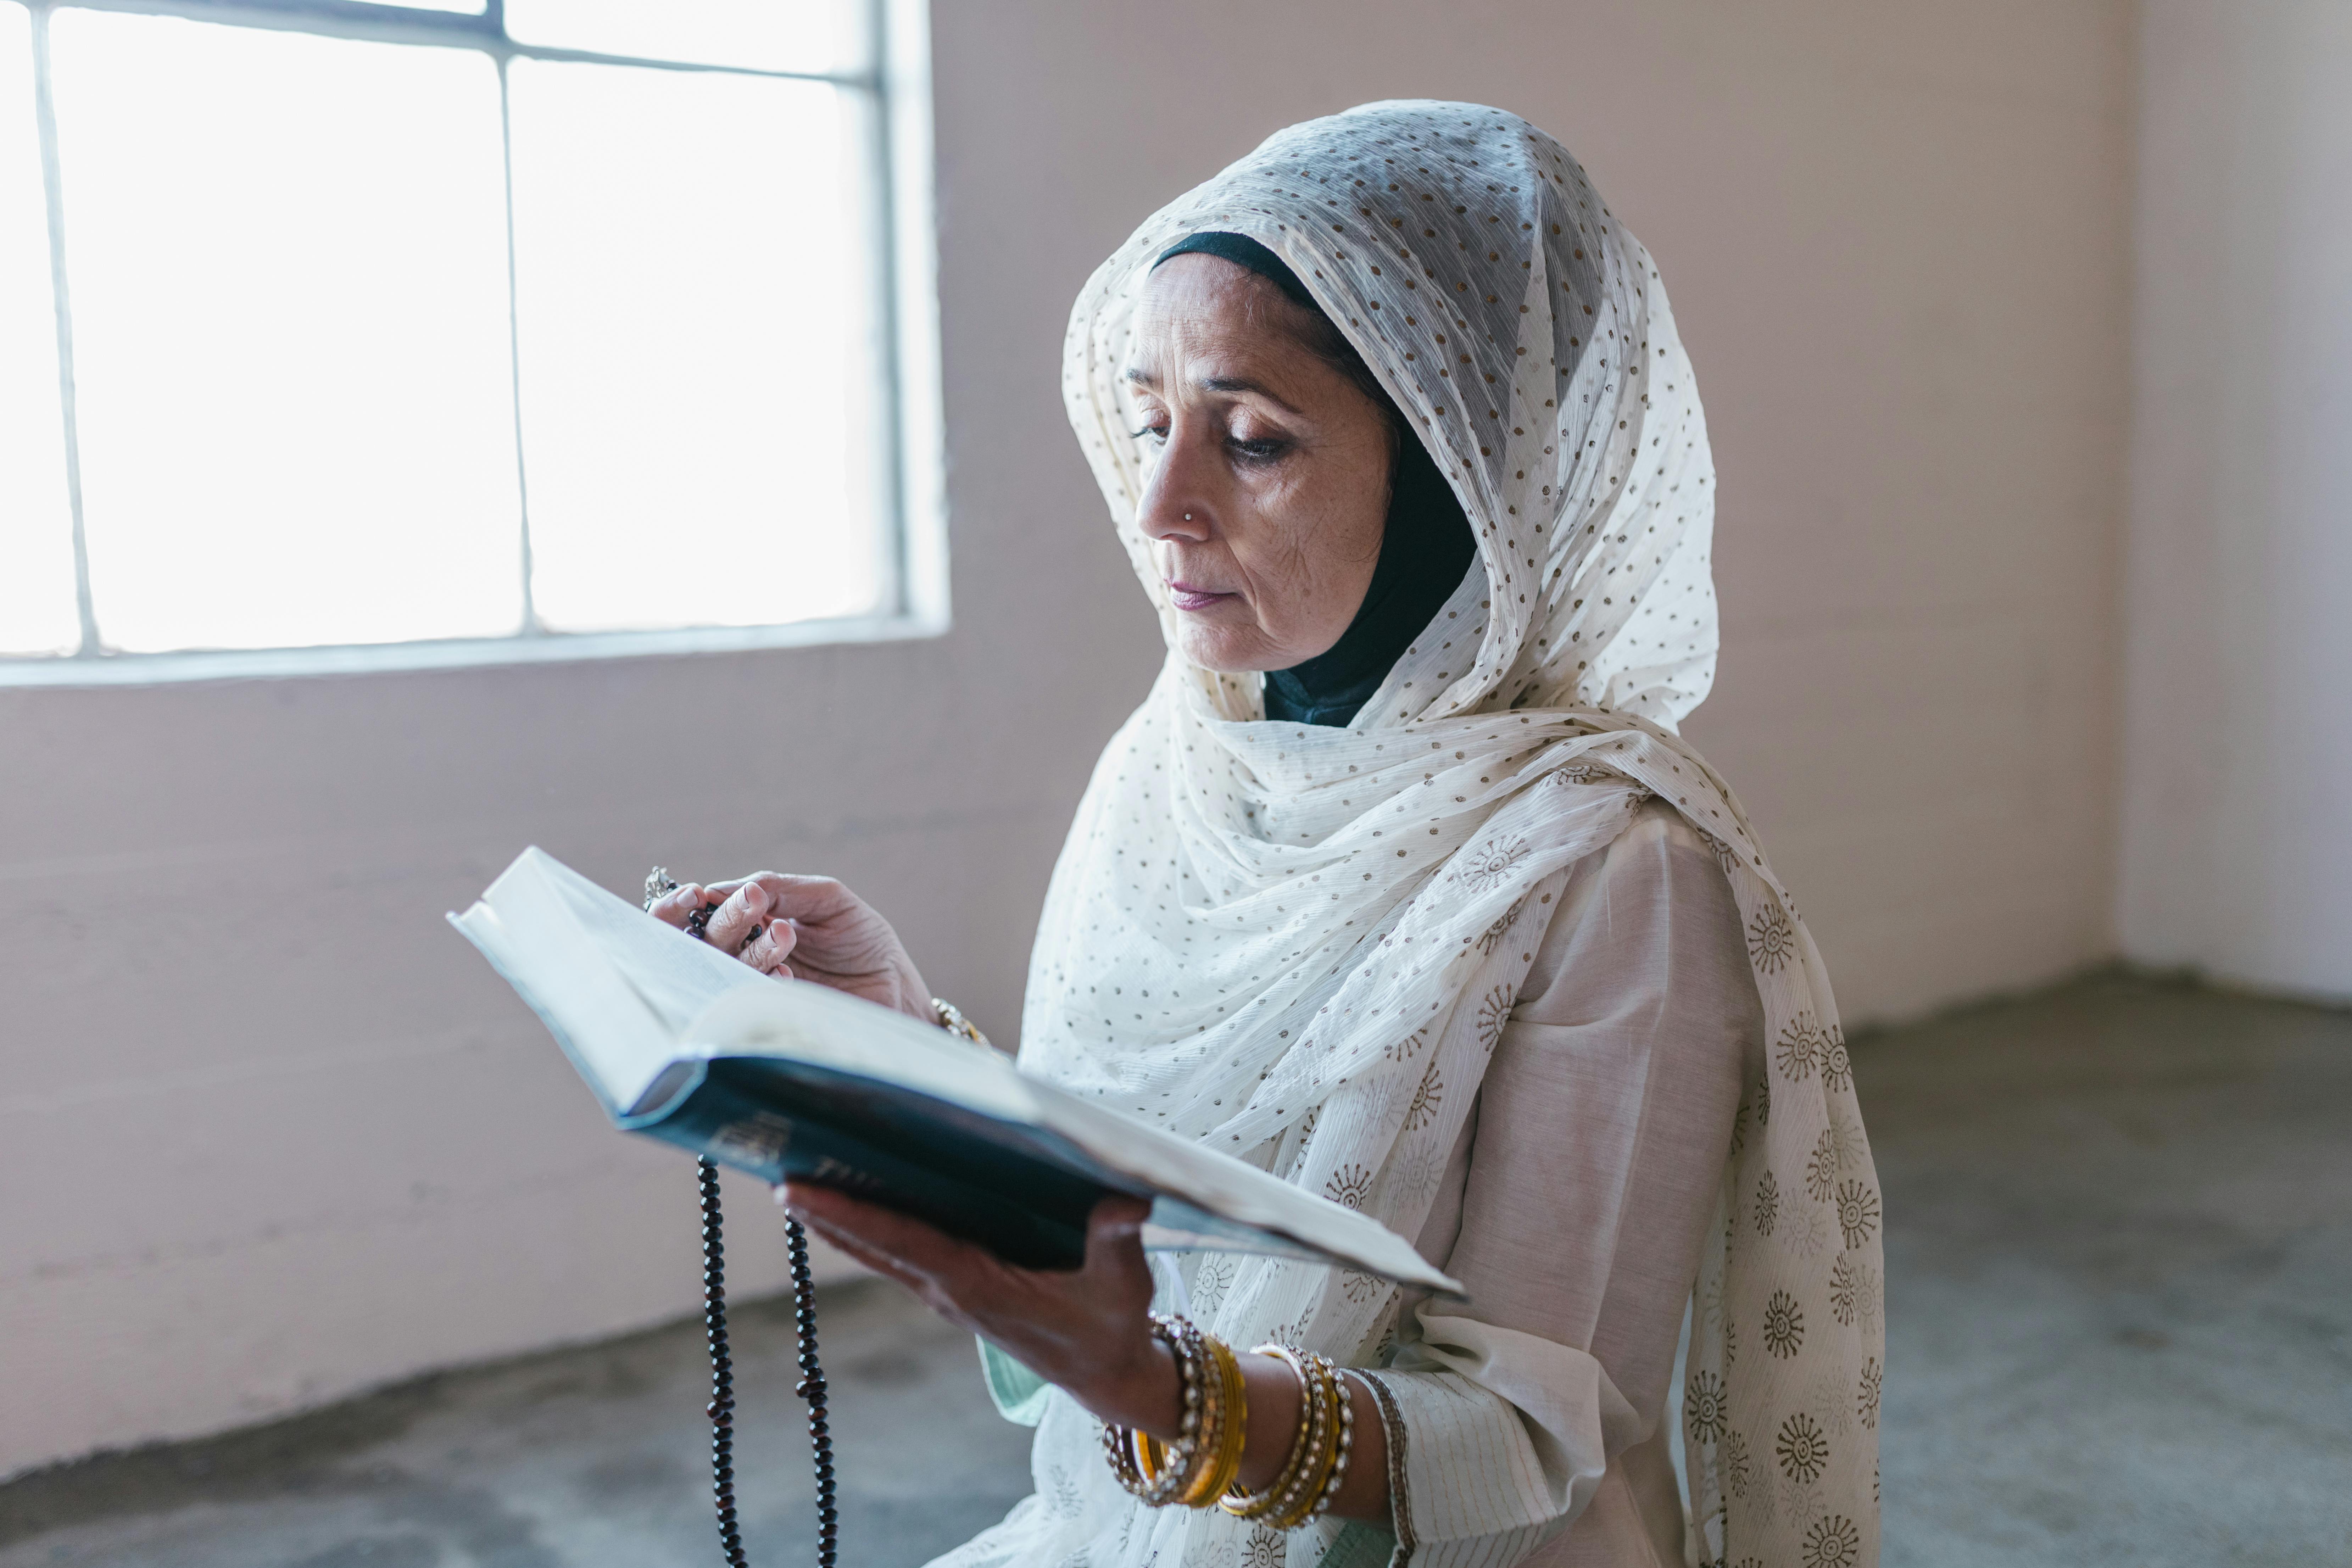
[4,973,2347,1567]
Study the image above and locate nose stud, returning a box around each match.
[1184,512,1193,521]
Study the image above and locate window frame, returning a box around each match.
[1,0,945,687]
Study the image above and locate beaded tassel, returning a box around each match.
[699,1156,840,1568]
[787,1206,839,1566]
[699,1158,752,1568]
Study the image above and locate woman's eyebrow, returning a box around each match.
[1124,364,1301,414]
[1199,374,1301,414]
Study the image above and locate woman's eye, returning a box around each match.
[1129,423,1168,444]
[1229,435,1290,463]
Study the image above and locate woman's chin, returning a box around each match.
[1176,623,1277,675]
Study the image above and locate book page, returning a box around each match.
[450,846,764,1111]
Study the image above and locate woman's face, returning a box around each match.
[1125,256,1393,673]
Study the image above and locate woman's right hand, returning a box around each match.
[650,872,935,1026]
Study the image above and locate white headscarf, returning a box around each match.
[959,102,1881,1568]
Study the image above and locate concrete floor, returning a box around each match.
[3,973,2347,1567]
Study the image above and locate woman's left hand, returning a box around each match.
[777,1185,1180,1435]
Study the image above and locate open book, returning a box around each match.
[449,848,1460,1293]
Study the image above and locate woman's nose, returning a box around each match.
[1135,437,1215,543]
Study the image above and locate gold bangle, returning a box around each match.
[1263,1352,1342,1530]
[1183,1333,1248,1505]
[1224,1345,1339,1528]
[1220,1347,1313,1520]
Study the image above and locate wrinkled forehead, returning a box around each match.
[1129,253,1298,347]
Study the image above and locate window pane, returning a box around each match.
[0,2,79,657]
[505,0,859,78]
[49,12,521,653]
[509,60,883,633]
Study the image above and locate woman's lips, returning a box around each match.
[1165,581,1237,613]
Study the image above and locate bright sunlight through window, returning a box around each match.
[0,0,931,679]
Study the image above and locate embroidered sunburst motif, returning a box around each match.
[1781,1472,1827,1538]
[1548,761,1615,786]
[1820,1027,1854,1094]
[1763,1289,1805,1358]
[1835,1178,1881,1249]
[1805,1128,1838,1202]
[1382,1026,1432,1063]
[1857,1358,1882,1430]
[1241,1527,1285,1568]
[1801,1513,1861,1568]
[1193,1254,1238,1312]
[1339,1269,1386,1305]
[1776,1411,1830,1484]
[1723,1431,1752,1498]
[1684,1370,1728,1443]
[1387,1138,1447,1209]
[1474,983,1514,1051]
[1269,1309,1314,1349]
[1725,1316,1739,1369]
[1774,1014,1825,1081]
[1753,1169,1780,1236]
[1786,1198,1834,1259]
[1476,895,1527,955]
[1754,1071,1773,1128]
[1461,835,1531,892]
[1828,1106,1870,1172]
[1747,903,1797,974]
[1698,828,1743,878]
[1324,1163,1375,1210]
[1048,1464,1082,1517]
[1807,1369,1855,1438]
[1852,1256,1884,1332]
[1402,1056,1445,1132]
[1829,1252,1858,1326]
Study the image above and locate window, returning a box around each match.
[0,0,941,683]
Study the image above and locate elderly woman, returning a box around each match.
[657,102,1883,1568]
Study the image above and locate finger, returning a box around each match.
[702,882,771,956]
[787,1205,933,1293]
[738,922,791,975]
[783,1185,1001,1289]
[1081,1194,1157,1283]
[739,874,857,924]
[777,1195,992,1326]
[649,884,705,928]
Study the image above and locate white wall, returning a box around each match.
[0,0,2135,1475]
[2118,0,2352,1001]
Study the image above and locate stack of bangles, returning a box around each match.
[1100,1314,1355,1530]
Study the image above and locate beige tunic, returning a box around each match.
[1363,802,1760,1567]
